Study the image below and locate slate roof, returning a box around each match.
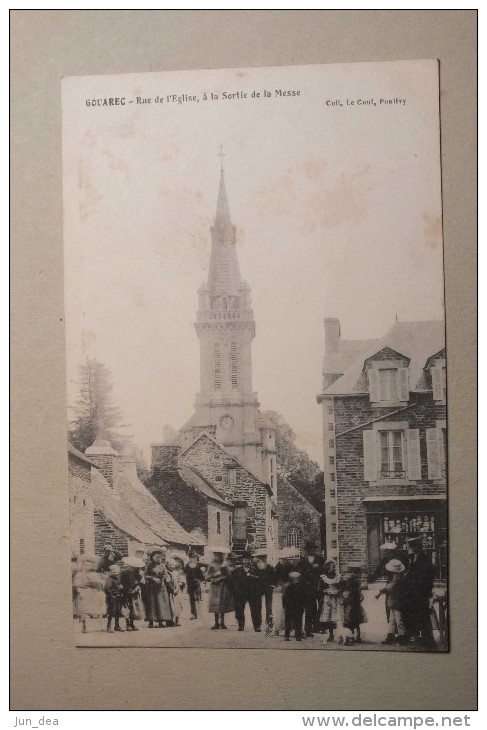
[117,470,198,545]
[277,475,321,517]
[89,468,168,547]
[323,320,445,396]
[180,464,232,506]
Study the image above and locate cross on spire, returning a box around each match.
[218,145,226,173]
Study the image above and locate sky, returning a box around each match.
[62,61,445,466]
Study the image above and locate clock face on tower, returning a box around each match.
[220,414,234,431]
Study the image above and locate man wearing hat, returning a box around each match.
[232,551,262,631]
[252,550,277,632]
[403,536,436,649]
[296,540,322,637]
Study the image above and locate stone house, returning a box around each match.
[68,439,197,559]
[317,319,447,578]
[147,431,278,561]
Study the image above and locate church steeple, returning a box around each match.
[214,168,232,229]
[184,154,275,483]
[207,161,242,299]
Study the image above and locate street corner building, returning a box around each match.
[68,440,199,560]
[146,166,321,562]
[317,318,447,580]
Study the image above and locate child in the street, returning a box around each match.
[341,563,367,645]
[318,559,344,643]
[282,571,307,642]
[105,564,124,632]
[375,558,408,645]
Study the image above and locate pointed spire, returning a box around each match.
[214,168,232,228]
[207,152,243,298]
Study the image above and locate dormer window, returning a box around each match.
[378,368,398,401]
[367,362,409,405]
[431,364,447,402]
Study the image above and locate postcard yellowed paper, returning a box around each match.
[62,60,447,650]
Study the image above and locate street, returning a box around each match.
[75,583,446,651]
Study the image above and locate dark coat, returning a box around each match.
[342,575,367,629]
[141,561,173,622]
[404,551,434,599]
[232,566,261,599]
[184,564,206,592]
[282,580,307,611]
[105,575,123,617]
[296,555,322,598]
[275,560,296,586]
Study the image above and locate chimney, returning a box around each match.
[85,438,120,489]
[151,444,181,471]
[324,318,341,356]
[119,453,137,481]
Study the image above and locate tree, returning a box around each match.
[68,357,128,453]
[262,410,324,511]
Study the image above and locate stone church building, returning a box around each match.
[149,165,320,560]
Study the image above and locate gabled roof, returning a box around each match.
[181,430,272,492]
[117,470,198,545]
[323,320,445,396]
[89,469,168,547]
[277,475,321,517]
[180,464,232,506]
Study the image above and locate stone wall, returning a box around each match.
[334,392,447,569]
[145,466,210,537]
[182,434,270,550]
[93,509,129,556]
[277,477,322,550]
[68,456,95,557]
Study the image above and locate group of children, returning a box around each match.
[72,544,200,633]
[279,559,367,644]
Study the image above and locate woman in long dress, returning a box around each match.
[72,556,107,633]
[141,549,174,628]
[318,559,345,644]
[206,550,235,629]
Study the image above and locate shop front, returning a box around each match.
[363,496,447,580]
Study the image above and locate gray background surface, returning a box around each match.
[10,9,477,710]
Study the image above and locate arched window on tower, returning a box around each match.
[213,342,222,390]
[230,340,239,389]
[286,527,302,550]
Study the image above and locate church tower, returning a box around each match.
[181,156,276,488]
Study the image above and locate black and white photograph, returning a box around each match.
[62,60,448,652]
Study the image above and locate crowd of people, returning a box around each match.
[72,536,445,649]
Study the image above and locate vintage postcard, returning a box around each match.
[62,60,447,650]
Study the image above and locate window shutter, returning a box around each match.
[363,430,377,481]
[431,367,443,400]
[426,428,441,479]
[407,429,422,480]
[397,368,409,401]
[368,369,380,402]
